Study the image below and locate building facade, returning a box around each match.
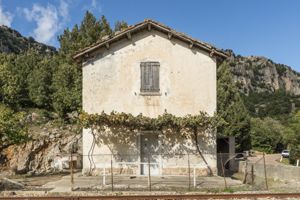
[74,20,228,176]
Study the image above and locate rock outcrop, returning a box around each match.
[0,122,82,175]
[227,54,300,95]
[0,25,56,55]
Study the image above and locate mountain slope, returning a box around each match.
[226,52,300,118]
[227,53,300,95]
[0,25,56,55]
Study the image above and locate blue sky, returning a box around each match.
[1,0,300,71]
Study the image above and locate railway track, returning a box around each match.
[1,193,300,200]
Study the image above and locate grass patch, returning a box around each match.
[277,157,293,165]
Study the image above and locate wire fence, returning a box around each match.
[47,152,300,192]
[235,152,268,190]
[234,152,300,192]
[67,153,211,191]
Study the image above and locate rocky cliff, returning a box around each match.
[0,112,82,176]
[227,53,300,96]
[0,25,56,55]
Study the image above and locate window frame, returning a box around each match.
[140,61,161,96]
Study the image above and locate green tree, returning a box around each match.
[217,61,251,151]
[58,12,113,60]
[79,11,102,49]
[27,57,56,108]
[57,25,82,61]
[0,50,46,107]
[52,63,82,117]
[250,117,290,153]
[287,111,300,163]
[54,12,114,117]
[0,57,22,106]
[13,50,44,105]
[114,20,128,32]
[0,104,28,150]
[99,15,112,36]
[242,90,293,119]
[0,13,122,118]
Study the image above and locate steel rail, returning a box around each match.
[2,193,300,200]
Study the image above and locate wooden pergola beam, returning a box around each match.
[168,32,172,39]
[189,42,194,49]
[148,23,151,31]
[105,43,110,49]
[127,32,132,40]
[210,49,215,57]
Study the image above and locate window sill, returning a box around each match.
[139,92,162,96]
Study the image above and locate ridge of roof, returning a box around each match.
[73,19,230,62]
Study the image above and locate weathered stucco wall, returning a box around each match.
[82,29,217,175]
[83,30,216,117]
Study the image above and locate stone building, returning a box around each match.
[74,19,228,176]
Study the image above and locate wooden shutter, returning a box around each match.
[152,62,159,92]
[140,62,149,92]
[140,62,160,93]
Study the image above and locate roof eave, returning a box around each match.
[73,20,229,62]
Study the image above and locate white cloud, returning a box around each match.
[59,0,69,19]
[0,3,13,26]
[22,1,69,44]
[83,0,102,13]
[92,0,97,8]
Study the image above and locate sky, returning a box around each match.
[1,0,300,71]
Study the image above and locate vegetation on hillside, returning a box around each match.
[241,90,300,120]
[0,11,127,147]
[0,25,56,54]
[217,60,300,158]
[0,104,28,150]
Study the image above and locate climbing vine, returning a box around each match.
[79,111,219,132]
[79,111,222,175]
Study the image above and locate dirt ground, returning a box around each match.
[248,154,282,166]
[1,172,243,193]
[9,174,65,188]
[1,167,300,197]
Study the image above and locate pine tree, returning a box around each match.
[100,15,112,37]
[27,57,55,108]
[80,11,102,47]
[114,20,128,32]
[217,61,251,152]
[52,63,82,117]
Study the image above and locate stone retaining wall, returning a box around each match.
[239,161,300,182]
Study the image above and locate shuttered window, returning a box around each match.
[140,62,160,93]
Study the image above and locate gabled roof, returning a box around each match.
[73,19,230,62]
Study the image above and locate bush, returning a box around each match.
[250,117,288,153]
[0,104,28,149]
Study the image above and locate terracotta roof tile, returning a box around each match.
[73,19,229,62]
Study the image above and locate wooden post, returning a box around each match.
[263,153,268,190]
[188,154,191,191]
[103,167,106,185]
[111,154,114,192]
[148,154,151,192]
[70,152,74,191]
[193,167,196,188]
[251,164,254,187]
[220,154,227,189]
[243,160,248,184]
